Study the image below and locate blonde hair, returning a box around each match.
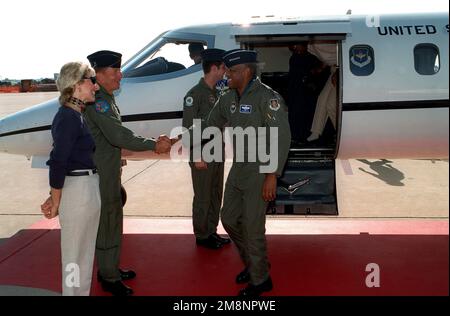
[56,62,95,105]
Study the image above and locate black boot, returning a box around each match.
[235,268,250,284]
[196,235,223,249]
[98,269,136,282]
[238,277,273,296]
[210,233,231,245]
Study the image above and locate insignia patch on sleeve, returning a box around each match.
[95,99,110,113]
[269,99,281,111]
[185,96,194,107]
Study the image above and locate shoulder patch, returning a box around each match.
[95,99,110,113]
[185,96,194,107]
[269,98,281,111]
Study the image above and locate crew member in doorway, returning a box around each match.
[307,42,338,143]
[286,42,325,144]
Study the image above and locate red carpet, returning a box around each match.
[0,218,448,296]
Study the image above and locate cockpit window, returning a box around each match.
[123,38,206,78]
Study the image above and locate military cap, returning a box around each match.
[87,50,122,69]
[223,49,258,68]
[223,48,242,55]
[188,43,205,55]
[200,48,225,62]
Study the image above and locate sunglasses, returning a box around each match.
[83,76,97,84]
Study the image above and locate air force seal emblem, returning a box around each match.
[349,45,375,76]
[350,48,372,68]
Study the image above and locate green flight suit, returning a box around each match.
[206,78,291,285]
[84,85,156,282]
[182,78,224,240]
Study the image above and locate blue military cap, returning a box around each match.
[223,49,258,68]
[87,50,122,69]
[200,48,225,62]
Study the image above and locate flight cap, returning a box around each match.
[222,49,258,68]
[87,50,122,69]
[200,48,226,63]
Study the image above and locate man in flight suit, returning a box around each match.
[85,50,171,296]
[182,48,231,249]
[206,50,291,296]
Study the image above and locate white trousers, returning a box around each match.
[59,173,101,296]
[310,66,337,135]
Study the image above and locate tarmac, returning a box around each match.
[0,92,448,240]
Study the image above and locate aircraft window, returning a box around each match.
[124,41,206,78]
[349,45,375,76]
[414,44,440,75]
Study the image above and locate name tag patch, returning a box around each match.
[240,104,252,114]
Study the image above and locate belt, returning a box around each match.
[67,169,97,176]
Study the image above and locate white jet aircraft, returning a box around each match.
[0,12,448,215]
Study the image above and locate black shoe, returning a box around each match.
[211,233,231,245]
[238,277,273,297]
[101,280,133,296]
[235,268,250,284]
[118,269,136,281]
[97,269,136,282]
[196,236,223,249]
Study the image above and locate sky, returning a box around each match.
[0,0,448,79]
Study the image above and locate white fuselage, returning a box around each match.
[0,12,448,164]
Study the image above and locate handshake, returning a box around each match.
[154,135,179,154]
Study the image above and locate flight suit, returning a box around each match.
[84,85,156,282]
[182,78,224,240]
[206,78,291,285]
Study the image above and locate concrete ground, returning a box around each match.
[0,93,448,239]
